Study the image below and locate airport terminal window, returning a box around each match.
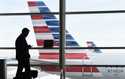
[1,0,125,79]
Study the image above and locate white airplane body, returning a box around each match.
[1,1,125,79]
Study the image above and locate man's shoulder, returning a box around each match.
[16,35,24,41]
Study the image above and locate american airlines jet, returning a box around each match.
[6,1,125,79]
[27,1,125,79]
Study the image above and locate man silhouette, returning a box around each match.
[14,28,31,79]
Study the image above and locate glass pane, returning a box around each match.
[5,49,61,79]
[0,16,33,47]
[65,49,125,79]
[0,0,59,13]
[66,14,125,47]
[66,0,125,11]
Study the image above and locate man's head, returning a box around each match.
[22,28,30,37]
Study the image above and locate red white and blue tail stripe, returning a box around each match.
[28,1,102,78]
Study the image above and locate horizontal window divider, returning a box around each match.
[7,64,125,67]
[1,10,125,16]
[1,47,125,49]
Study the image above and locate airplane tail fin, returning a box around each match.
[86,41,102,53]
[27,1,79,47]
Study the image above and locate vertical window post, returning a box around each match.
[59,0,65,79]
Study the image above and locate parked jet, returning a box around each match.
[27,1,125,79]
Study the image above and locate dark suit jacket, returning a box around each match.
[15,34,30,60]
